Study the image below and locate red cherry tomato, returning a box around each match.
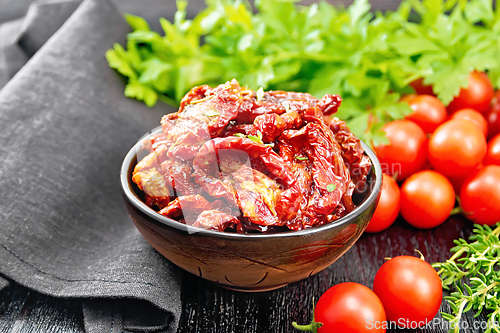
[447,71,494,115]
[451,108,488,137]
[429,119,487,178]
[460,165,500,226]
[402,94,447,133]
[365,174,400,233]
[373,256,442,328]
[409,78,434,96]
[485,134,500,166]
[400,170,455,229]
[314,282,387,333]
[447,163,483,194]
[486,92,500,140]
[374,120,427,181]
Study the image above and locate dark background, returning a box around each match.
[0,0,402,27]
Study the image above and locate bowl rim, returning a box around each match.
[120,126,382,240]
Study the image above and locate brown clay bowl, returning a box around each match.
[120,127,382,292]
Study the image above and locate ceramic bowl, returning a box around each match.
[120,127,382,292]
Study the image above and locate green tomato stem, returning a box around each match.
[450,206,463,216]
[292,321,323,332]
[292,298,323,332]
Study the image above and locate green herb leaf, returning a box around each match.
[327,184,336,192]
[433,223,500,333]
[105,44,137,79]
[295,156,308,161]
[124,81,157,107]
[234,133,246,138]
[204,109,220,117]
[125,14,151,31]
[256,87,265,102]
[247,135,263,145]
[108,0,500,146]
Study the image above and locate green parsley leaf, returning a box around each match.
[124,81,157,107]
[327,184,336,192]
[108,0,500,145]
[105,44,137,79]
[124,14,151,31]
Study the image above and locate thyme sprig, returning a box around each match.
[433,223,500,333]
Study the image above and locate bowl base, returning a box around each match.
[211,281,289,293]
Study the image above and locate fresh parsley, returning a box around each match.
[390,0,500,105]
[107,0,500,146]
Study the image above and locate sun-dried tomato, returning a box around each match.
[330,117,372,187]
[193,210,239,231]
[132,79,370,233]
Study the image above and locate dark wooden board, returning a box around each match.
[0,216,490,333]
[0,282,83,333]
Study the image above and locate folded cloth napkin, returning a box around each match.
[0,18,28,89]
[0,0,185,331]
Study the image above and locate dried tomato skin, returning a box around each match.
[317,94,342,116]
[191,136,300,221]
[276,140,315,230]
[219,123,253,137]
[179,85,212,110]
[194,137,296,185]
[131,80,370,233]
[204,82,241,137]
[232,89,318,124]
[132,152,172,209]
[233,98,286,124]
[281,110,304,129]
[284,120,351,223]
[159,159,197,197]
[193,210,239,231]
[235,188,280,226]
[252,114,285,142]
[329,117,371,187]
[159,194,212,219]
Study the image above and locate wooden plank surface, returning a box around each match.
[0,282,83,332]
[0,216,488,332]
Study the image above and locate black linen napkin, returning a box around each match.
[0,18,28,89]
[0,0,184,331]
